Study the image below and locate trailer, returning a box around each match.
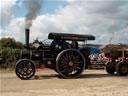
[104,44,128,76]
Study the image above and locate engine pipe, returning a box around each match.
[25,29,30,48]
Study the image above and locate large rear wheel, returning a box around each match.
[116,62,128,76]
[56,49,85,78]
[15,59,36,80]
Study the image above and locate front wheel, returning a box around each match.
[56,49,86,78]
[105,62,115,74]
[15,59,36,80]
[116,62,128,76]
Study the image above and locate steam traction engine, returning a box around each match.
[15,29,95,79]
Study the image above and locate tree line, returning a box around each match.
[0,38,24,68]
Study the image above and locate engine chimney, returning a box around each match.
[25,29,30,48]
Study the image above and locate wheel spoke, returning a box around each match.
[74,59,80,63]
[59,63,67,67]
[60,61,68,64]
[70,52,74,60]
[65,67,70,73]
[73,55,80,60]
[73,63,80,66]
[74,66,81,70]
[61,64,68,69]
[65,53,69,60]
[68,67,74,75]
[68,53,71,61]
[61,68,67,73]
[63,56,69,62]
[61,57,68,62]
[74,61,82,64]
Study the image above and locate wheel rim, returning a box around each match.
[56,49,85,78]
[16,60,35,79]
[120,64,128,74]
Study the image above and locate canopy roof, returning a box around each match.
[48,33,95,41]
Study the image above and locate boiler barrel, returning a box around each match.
[20,49,42,60]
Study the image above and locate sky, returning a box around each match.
[0,0,128,44]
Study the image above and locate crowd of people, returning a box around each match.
[89,53,107,62]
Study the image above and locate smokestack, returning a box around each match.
[25,29,30,48]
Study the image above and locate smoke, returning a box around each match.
[24,0,43,28]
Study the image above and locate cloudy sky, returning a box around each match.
[0,0,128,44]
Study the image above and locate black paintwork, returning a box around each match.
[48,33,95,41]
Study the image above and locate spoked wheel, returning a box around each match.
[105,62,115,74]
[15,59,36,80]
[56,49,85,78]
[116,62,128,76]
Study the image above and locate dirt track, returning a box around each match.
[0,69,128,96]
